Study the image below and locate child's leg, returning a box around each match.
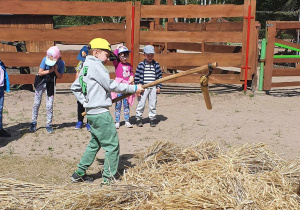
[136,89,149,120]
[99,112,120,179]
[123,98,130,122]
[31,83,46,123]
[115,93,122,123]
[45,92,54,127]
[148,87,157,120]
[76,115,101,175]
[77,112,119,178]
[77,101,85,122]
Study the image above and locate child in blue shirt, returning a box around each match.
[29,46,65,133]
[0,60,11,138]
[74,46,90,131]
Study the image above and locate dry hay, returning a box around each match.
[0,141,299,209]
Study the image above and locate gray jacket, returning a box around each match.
[71,55,136,115]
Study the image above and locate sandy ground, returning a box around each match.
[0,82,300,184]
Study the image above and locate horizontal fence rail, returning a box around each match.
[0,1,128,16]
[140,4,244,18]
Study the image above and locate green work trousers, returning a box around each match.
[77,112,120,179]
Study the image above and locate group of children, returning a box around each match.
[13,37,162,184]
[26,42,162,135]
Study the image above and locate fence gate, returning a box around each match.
[263,21,300,90]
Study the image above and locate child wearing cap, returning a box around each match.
[74,46,90,131]
[29,46,65,133]
[70,38,144,184]
[111,45,135,129]
[134,45,162,127]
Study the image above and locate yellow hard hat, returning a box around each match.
[89,38,116,61]
[89,38,111,51]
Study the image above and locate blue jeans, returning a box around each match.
[0,86,4,129]
[115,93,130,123]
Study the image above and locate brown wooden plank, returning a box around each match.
[274,58,300,63]
[204,44,242,53]
[275,38,300,51]
[272,68,300,76]
[133,1,141,71]
[9,73,76,84]
[209,74,243,84]
[146,42,242,53]
[158,74,242,84]
[0,1,128,16]
[138,53,241,67]
[240,0,257,81]
[141,4,244,18]
[9,74,35,85]
[205,22,243,31]
[140,31,243,43]
[247,0,257,78]
[125,1,132,56]
[263,21,276,90]
[251,20,259,90]
[9,73,243,85]
[164,67,240,74]
[272,81,300,88]
[0,28,126,42]
[275,21,300,30]
[0,15,54,53]
[167,22,243,32]
[240,0,249,80]
[25,15,54,53]
[167,22,205,31]
[167,0,174,23]
[154,0,160,30]
[1,52,114,67]
[57,23,125,31]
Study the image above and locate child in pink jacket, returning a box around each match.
[111,45,135,129]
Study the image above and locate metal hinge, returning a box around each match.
[266,23,274,27]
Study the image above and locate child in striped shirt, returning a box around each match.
[134,45,162,127]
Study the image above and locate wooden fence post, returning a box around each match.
[125,1,133,64]
[133,1,141,72]
[263,21,276,90]
[241,0,256,90]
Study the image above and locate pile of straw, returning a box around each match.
[1,141,299,209]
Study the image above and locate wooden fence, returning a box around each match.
[133,0,258,85]
[0,0,258,87]
[263,21,300,90]
[0,0,133,84]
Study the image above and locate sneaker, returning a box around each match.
[0,128,11,137]
[71,172,93,183]
[136,119,143,127]
[100,177,113,186]
[86,123,91,132]
[115,122,120,129]
[46,126,54,133]
[150,120,156,127]
[29,123,37,132]
[75,121,83,129]
[125,121,133,128]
